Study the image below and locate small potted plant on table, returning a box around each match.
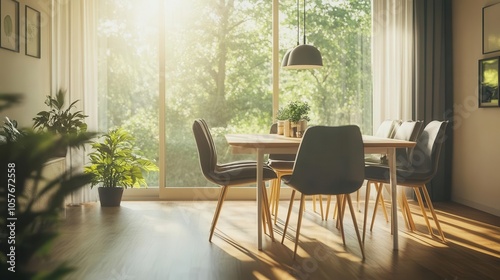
[284,101,310,137]
[84,128,159,207]
[276,107,290,135]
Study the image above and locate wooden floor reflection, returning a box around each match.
[34,198,500,279]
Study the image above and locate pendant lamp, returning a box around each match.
[281,0,300,69]
[282,0,323,69]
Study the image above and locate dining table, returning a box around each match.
[225,132,416,251]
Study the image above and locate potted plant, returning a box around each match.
[276,107,290,135]
[84,127,159,207]
[285,101,310,137]
[32,89,88,156]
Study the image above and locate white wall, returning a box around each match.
[0,0,52,126]
[452,0,500,216]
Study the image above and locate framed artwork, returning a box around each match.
[483,3,500,54]
[0,0,19,52]
[478,57,500,108]
[25,5,40,58]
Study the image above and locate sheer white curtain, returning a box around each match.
[371,0,413,129]
[53,0,99,205]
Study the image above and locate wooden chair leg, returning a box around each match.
[273,176,282,224]
[312,195,317,213]
[281,190,296,244]
[209,186,229,242]
[401,191,416,231]
[362,180,371,243]
[346,194,365,259]
[377,183,390,222]
[421,185,446,242]
[369,182,384,232]
[325,195,332,220]
[413,187,434,237]
[337,195,346,244]
[262,183,274,241]
[293,194,306,259]
[397,187,411,231]
[269,179,277,214]
[319,195,324,220]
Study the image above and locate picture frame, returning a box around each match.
[483,3,500,54]
[0,0,19,52]
[478,57,500,108]
[25,5,40,58]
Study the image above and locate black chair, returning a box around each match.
[364,120,448,242]
[192,119,277,242]
[363,120,423,242]
[280,125,366,259]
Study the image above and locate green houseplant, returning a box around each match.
[33,89,88,156]
[276,107,290,135]
[283,101,310,137]
[1,93,94,279]
[84,128,159,206]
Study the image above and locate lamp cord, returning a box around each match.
[303,0,307,45]
[296,0,300,46]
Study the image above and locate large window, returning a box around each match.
[97,0,371,190]
[280,0,372,131]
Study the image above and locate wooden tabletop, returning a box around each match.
[225,133,416,149]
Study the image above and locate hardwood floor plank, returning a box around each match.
[30,200,500,280]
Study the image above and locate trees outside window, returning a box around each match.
[97,0,371,188]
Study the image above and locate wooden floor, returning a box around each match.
[33,198,500,280]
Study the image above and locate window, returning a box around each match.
[97,0,372,192]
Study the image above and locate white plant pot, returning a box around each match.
[277,120,285,135]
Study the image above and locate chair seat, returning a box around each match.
[208,164,277,186]
[217,160,259,171]
[365,164,434,186]
[267,159,294,170]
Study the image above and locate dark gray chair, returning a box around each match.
[280,125,366,259]
[363,120,423,242]
[364,120,448,242]
[192,119,277,242]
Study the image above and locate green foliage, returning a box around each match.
[0,117,25,143]
[97,0,372,187]
[84,128,159,189]
[276,107,290,121]
[33,89,88,136]
[284,101,311,123]
[1,94,95,279]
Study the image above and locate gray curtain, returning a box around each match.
[413,0,453,201]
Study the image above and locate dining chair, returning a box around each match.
[362,120,423,242]
[267,124,325,224]
[192,119,277,242]
[280,125,366,259]
[364,120,448,242]
[355,119,400,212]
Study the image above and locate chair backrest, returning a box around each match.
[374,119,398,138]
[393,120,423,166]
[287,125,365,195]
[409,120,448,179]
[269,123,296,161]
[192,119,218,180]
